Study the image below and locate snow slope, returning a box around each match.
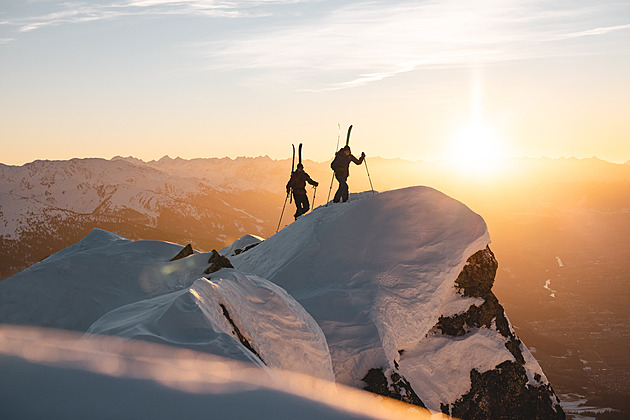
[0,185,561,417]
[231,187,507,406]
[0,228,333,381]
[0,326,430,420]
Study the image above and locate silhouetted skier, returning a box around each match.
[286,163,318,220]
[331,145,365,203]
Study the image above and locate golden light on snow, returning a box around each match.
[0,325,450,420]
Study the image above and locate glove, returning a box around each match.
[314,182,319,187]
[286,188,290,194]
[361,152,366,158]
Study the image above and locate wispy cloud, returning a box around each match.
[6,0,285,32]
[4,0,629,91]
[554,23,630,40]
[200,0,630,90]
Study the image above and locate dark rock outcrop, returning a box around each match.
[362,368,426,408]
[449,360,563,420]
[232,242,260,256]
[204,250,234,275]
[433,246,565,419]
[169,244,194,261]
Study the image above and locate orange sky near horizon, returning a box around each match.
[1,1,629,167]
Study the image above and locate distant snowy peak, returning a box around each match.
[0,158,276,278]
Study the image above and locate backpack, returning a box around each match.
[330,152,344,170]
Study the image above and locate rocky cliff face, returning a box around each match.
[360,246,564,419]
[435,247,564,419]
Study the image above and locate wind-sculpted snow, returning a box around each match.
[0,228,334,382]
[0,229,202,331]
[88,272,335,382]
[232,187,490,386]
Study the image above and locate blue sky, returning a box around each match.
[2,0,629,165]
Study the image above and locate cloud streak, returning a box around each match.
[554,23,630,40]
[6,0,282,32]
[4,0,629,91]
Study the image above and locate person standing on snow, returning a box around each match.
[331,145,365,203]
[286,163,318,220]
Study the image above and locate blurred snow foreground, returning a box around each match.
[0,186,563,419]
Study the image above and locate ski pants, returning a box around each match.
[333,174,349,203]
[293,192,310,219]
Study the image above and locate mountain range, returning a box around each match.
[1,155,629,418]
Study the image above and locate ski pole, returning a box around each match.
[326,124,341,207]
[364,157,375,195]
[312,186,317,209]
[276,191,290,233]
[325,172,335,207]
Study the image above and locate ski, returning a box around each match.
[290,144,295,204]
[345,125,353,147]
[326,124,341,207]
[298,143,303,166]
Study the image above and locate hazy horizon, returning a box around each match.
[2,152,630,167]
[2,1,629,166]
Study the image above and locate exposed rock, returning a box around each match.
[169,244,194,261]
[219,303,265,365]
[362,368,426,408]
[204,250,234,275]
[435,294,523,363]
[432,247,565,419]
[447,360,564,420]
[232,242,260,256]
[454,245,497,298]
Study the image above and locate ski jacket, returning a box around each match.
[286,170,317,195]
[331,149,364,179]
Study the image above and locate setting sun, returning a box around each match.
[446,121,509,176]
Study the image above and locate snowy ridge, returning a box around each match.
[88,272,335,382]
[0,185,563,418]
[232,188,497,401]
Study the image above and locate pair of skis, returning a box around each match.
[291,143,303,174]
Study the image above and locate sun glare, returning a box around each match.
[446,122,508,176]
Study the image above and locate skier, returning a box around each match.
[331,145,365,203]
[286,163,318,220]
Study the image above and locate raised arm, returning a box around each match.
[350,152,365,165]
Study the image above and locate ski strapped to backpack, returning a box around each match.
[326,124,342,206]
[298,143,302,166]
[345,124,353,147]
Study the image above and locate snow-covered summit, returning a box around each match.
[234,188,489,384]
[0,186,564,419]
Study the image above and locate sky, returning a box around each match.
[1,0,629,166]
